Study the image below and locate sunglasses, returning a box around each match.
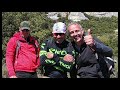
[54,33,65,36]
[22,29,30,32]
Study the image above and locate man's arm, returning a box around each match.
[6,37,17,77]
[53,42,75,72]
[40,40,56,66]
[53,54,75,72]
[84,29,113,57]
[94,37,113,57]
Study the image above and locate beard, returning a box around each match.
[55,38,64,44]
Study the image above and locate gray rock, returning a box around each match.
[84,12,118,18]
[68,12,89,22]
[47,12,59,20]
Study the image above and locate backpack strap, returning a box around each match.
[34,40,40,58]
[94,48,116,76]
[15,38,39,59]
[15,40,20,60]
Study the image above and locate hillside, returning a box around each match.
[2,12,118,78]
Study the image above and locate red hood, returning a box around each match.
[13,32,34,42]
[13,32,25,41]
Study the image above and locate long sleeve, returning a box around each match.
[40,39,75,72]
[40,40,57,66]
[53,54,75,72]
[53,42,75,72]
[6,37,16,77]
[94,37,113,57]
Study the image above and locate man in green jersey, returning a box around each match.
[40,22,75,78]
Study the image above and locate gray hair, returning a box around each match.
[67,22,83,31]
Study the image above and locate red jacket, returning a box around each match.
[6,32,40,77]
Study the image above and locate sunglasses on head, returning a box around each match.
[22,29,30,32]
[54,33,65,36]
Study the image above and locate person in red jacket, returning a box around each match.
[6,21,40,78]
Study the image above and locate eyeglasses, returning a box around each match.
[22,29,30,32]
[53,33,65,36]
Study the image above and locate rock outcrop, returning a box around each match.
[47,12,118,21]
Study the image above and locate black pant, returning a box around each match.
[16,71,38,78]
[44,71,67,78]
[44,66,67,78]
[69,64,77,78]
[47,71,63,78]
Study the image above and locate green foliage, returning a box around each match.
[2,63,8,78]
[78,16,118,57]
[79,15,118,78]
[2,12,53,62]
[2,12,118,59]
[97,34,118,56]
[31,29,52,44]
[80,16,118,34]
[2,12,118,78]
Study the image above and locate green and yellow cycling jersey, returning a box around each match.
[40,37,75,72]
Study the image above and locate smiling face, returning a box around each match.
[68,23,84,43]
